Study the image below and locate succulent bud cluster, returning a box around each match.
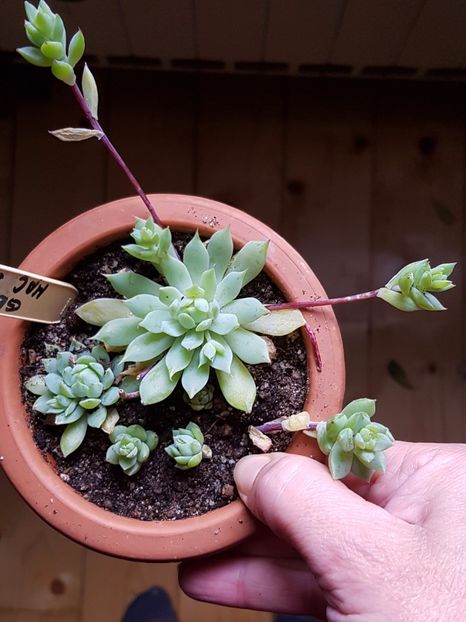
[165,422,211,470]
[25,346,120,457]
[122,217,174,265]
[184,384,214,411]
[17,1,84,86]
[378,259,456,312]
[76,224,305,414]
[106,424,158,476]
[312,398,394,481]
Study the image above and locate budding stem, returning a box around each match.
[70,83,162,226]
[267,289,380,311]
[304,323,322,372]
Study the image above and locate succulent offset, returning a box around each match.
[106,424,158,476]
[184,384,214,411]
[25,345,120,456]
[76,223,305,413]
[165,422,211,470]
[122,217,174,265]
[377,259,456,312]
[311,398,394,481]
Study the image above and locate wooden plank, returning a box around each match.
[0,0,27,52]
[0,66,14,264]
[0,611,79,622]
[120,0,194,62]
[283,79,374,402]
[195,0,266,68]
[82,551,272,622]
[0,471,84,613]
[195,73,284,231]
[59,0,129,58]
[10,66,107,264]
[331,0,424,69]
[399,0,466,69]
[370,81,464,442]
[105,70,196,201]
[266,0,345,71]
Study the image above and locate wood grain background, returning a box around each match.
[0,64,464,621]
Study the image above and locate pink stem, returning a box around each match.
[71,84,162,226]
[255,420,318,434]
[267,289,380,311]
[304,324,322,372]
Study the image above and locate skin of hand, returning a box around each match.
[179,442,466,622]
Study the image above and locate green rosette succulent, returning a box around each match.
[17,1,85,86]
[312,398,394,481]
[122,217,175,265]
[76,225,305,413]
[25,345,120,456]
[165,422,211,470]
[184,384,214,411]
[106,424,158,476]
[377,259,456,312]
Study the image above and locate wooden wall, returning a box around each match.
[0,64,464,621]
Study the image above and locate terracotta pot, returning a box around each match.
[0,194,345,561]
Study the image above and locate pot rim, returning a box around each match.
[0,194,345,561]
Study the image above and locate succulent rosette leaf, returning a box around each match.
[25,345,120,456]
[311,398,395,481]
[377,259,456,312]
[18,1,84,85]
[165,421,211,470]
[184,383,214,411]
[106,424,158,476]
[76,226,305,413]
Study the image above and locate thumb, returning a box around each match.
[234,452,404,578]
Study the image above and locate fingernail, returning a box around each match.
[234,454,273,503]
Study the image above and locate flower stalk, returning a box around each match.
[267,289,380,311]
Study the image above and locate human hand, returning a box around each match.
[179,442,466,621]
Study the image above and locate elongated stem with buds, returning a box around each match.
[71,84,161,226]
[267,289,380,311]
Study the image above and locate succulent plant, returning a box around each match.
[183,384,214,411]
[17,1,84,86]
[106,424,158,476]
[122,217,175,265]
[165,422,211,470]
[311,398,394,481]
[25,345,120,456]
[76,226,305,413]
[377,259,456,312]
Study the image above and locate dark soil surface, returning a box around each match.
[21,234,308,521]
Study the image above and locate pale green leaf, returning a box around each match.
[183,231,209,284]
[75,298,132,326]
[25,375,48,396]
[82,62,98,119]
[328,445,353,480]
[160,255,192,293]
[216,355,256,413]
[106,271,160,298]
[138,309,171,333]
[181,330,205,351]
[165,338,194,379]
[181,351,210,398]
[93,317,145,347]
[67,29,85,68]
[87,405,107,428]
[122,332,173,362]
[224,328,270,364]
[51,59,75,85]
[215,271,246,307]
[207,228,234,280]
[244,309,305,336]
[17,45,52,67]
[60,416,87,457]
[377,288,419,312]
[226,240,269,285]
[125,294,165,317]
[209,313,239,335]
[209,336,233,373]
[139,358,179,405]
[222,297,268,325]
[199,268,217,301]
[341,398,376,419]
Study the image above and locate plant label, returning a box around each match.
[0,264,77,324]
